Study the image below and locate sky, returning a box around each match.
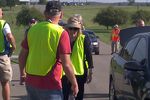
[60,0,150,3]
[20,0,150,3]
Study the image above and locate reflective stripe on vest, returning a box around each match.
[26,21,64,76]
[0,20,6,53]
[71,34,85,75]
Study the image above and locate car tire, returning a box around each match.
[109,77,118,100]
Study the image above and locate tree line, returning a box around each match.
[94,6,150,29]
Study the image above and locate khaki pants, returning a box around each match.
[0,55,12,82]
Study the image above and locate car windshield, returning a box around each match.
[83,31,95,38]
[88,33,95,38]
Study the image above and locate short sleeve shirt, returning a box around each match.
[21,30,71,90]
[3,23,11,35]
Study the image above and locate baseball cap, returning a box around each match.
[66,16,81,29]
[30,18,36,24]
[45,1,62,13]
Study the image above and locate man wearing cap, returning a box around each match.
[24,18,37,36]
[111,24,120,54]
[18,1,78,100]
[0,8,16,100]
[62,16,94,100]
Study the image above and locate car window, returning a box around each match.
[121,37,139,61]
[89,34,95,38]
[132,38,146,64]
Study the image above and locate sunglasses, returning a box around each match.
[68,27,79,31]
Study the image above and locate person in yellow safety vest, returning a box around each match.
[18,1,78,100]
[62,16,94,100]
[0,8,16,100]
[111,24,120,54]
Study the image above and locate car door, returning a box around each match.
[111,37,140,99]
[123,37,147,100]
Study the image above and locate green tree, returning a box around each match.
[16,7,44,26]
[15,0,20,5]
[131,9,150,24]
[127,0,135,5]
[6,0,15,10]
[0,0,7,7]
[39,0,47,4]
[93,7,128,29]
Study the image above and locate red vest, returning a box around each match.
[111,28,120,42]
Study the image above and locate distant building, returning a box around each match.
[19,0,39,3]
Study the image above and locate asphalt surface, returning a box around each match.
[0,41,111,100]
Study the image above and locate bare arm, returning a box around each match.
[6,33,16,52]
[60,54,78,97]
[18,48,28,85]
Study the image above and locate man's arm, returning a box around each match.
[60,54,78,97]
[6,33,16,52]
[84,36,93,83]
[18,48,28,85]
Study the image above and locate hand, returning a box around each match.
[20,74,26,85]
[71,84,78,97]
[8,47,15,57]
[86,69,93,84]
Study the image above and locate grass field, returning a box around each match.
[2,5,150,54]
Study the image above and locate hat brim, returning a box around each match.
[66,23,81,29]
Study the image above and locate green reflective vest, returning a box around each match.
[26,21,64,76]
[71,34,86,75]
[0,20,6,53]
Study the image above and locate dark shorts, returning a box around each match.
[0,55,12,82]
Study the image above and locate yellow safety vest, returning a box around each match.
[0,20,6,53]
[0,20,11,54]
[26,21,64,76]
[71,34,86,75]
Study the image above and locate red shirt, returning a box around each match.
[111,28,120,42]
[21,30,71,90]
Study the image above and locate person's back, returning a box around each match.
[18,1,78,100]
[26,21,64,76]
[0,8,16,100]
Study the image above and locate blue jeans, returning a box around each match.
[26,85,63,100]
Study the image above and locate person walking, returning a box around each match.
[111,24,120,54]
[18,1,78,100]
[62,16,94,100]
[0,8,16,100]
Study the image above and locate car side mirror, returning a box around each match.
[124,61,145,71]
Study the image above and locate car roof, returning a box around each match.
[83,30,94,34]
[120,26,150,47]
[134,32,150,38]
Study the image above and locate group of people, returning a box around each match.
[111,19,145,54]
[0,1,94,100]
[0,1,146,100]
